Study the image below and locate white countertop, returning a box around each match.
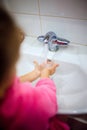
[18,36,87,114]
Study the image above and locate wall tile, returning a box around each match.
[40,0,87,19]
[4,0,39,14]
[14,13,41,36]
[3,0,87,45]
[41,16,87,45]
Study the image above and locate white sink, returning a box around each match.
[53,60,87,114]
[17,52,87,114]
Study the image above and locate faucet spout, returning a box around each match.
[48,38,59,51]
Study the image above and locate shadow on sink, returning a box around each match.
[16,53,87,114]
[53,59,87,113]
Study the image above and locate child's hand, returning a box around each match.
[41,60,59,75]
[33,60,59,78]
[46,60,59,75]
[33,61,41,77]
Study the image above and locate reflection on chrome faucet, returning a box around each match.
[37,31,70,52]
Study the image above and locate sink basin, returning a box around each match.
[16,52,87,114]
[53,60,87,114]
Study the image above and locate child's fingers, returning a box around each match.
[47,60,59,67]
[55,63,59,67]
[51,63,59,70]
[33,60,39,68]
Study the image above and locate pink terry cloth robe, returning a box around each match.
[0,77,69,130]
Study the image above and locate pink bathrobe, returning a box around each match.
[0,77,69,130]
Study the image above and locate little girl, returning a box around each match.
[0,7,69,130]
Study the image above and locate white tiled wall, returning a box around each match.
[13,13,41,36]
[41,16,87,45]
[4,0,87,45]
[39,0,87,19]
[4,0,39,14]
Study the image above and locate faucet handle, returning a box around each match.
[37,31,70,51]
[48,36,70,51]
[37,31,57,43]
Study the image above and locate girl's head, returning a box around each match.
[0,7,25,86]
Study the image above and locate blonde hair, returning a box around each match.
[0,7,25,83]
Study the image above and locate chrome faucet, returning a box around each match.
[37,31,70,52]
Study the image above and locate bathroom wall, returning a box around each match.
[4,0,87,45]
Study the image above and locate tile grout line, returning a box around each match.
[38,0,42,34]
[11,11,87,21]
[39,14,87,21]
